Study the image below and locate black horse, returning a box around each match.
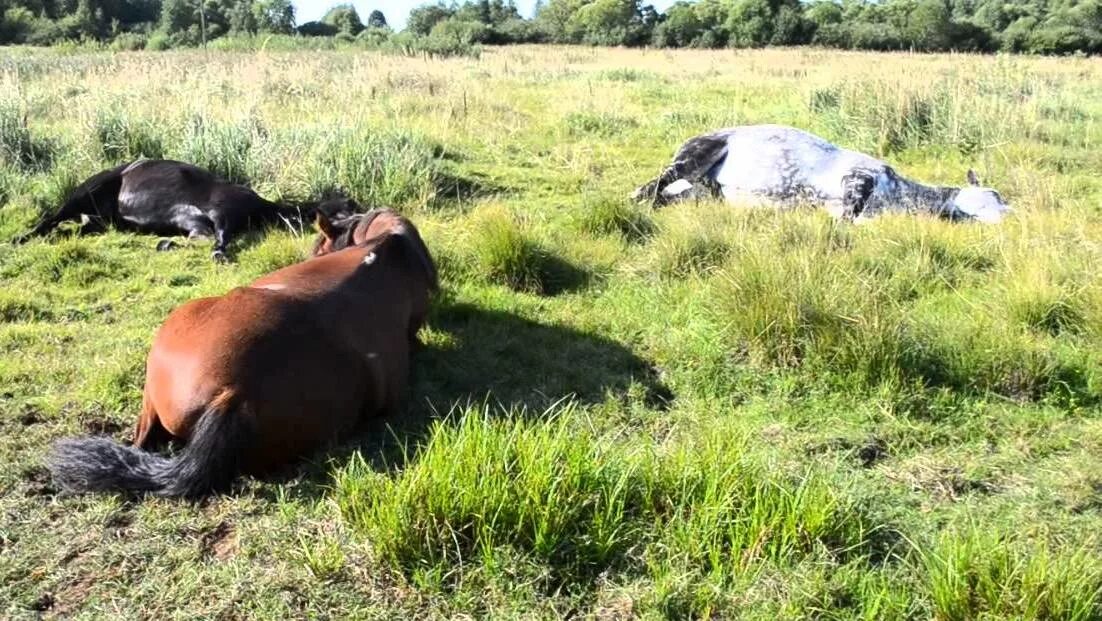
[15,160,358,262]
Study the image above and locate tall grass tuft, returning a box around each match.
[919,529,1102,621]
[466,206,549,293]
[307,127,440,208]
[574,193,655,243]
[811,78,1015,156]
[663,209,1101,403]
[643,204,734,279]
[334,406,866,603]
[564,111,639,138]
[176,114,266,184]
[30,163,85,225]
[92,107,167,163]
[0,97,55,172]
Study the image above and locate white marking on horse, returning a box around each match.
[253,283,286,291]
[363,252,377,265]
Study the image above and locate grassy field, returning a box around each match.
[1,44,1101,619]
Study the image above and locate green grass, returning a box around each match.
[1,45,1101,619]
[92,106,168,163]
[0,95,55,172]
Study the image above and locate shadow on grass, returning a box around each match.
[415,301,671,412]
[258,299,672,502]
[430,170,507,206]
[29,296,668,503]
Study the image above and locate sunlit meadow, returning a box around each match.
[1,45,1101,618]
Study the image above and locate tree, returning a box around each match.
[805,0,843,29]
[407,3,454,35]
[62,0,105,39]
[652,1,704,47]
[322,3,363,35]
[297,20,336,35]
[431,17,491,42]
[771,3,810,44]
[902,0,952,50]
[726,0,773,47]
[565,0,650,45]
[159,0,196,35]
[367,8,386,28]
[227,0,258,34]
[536,0,587,42]
[253,0,294,33]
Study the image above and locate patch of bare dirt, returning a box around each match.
[81,415,126,436]
[200,521,238,561]
[884,459,997,501]
[46,574,97,618]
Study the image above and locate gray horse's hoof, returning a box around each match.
[156,239,177,251]
[211,250,228,263]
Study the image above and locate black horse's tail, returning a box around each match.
[249,197,313,234]
[15,162,130,243]
[47,396,251,499]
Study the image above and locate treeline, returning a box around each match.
[1,0,1101,55]
[410,0,1102,54]
[0,0,298,48]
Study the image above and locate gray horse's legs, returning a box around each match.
[841,170,876,221]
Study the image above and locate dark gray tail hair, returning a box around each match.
[47,400,251,499]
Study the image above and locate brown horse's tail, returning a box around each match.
[46,397,251,499]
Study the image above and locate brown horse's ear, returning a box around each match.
[966,169,981,186]
[315,213,338,240]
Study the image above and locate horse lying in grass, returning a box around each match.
[15,159,355,262]
[47,209,437,498]
[633,124,1012,223]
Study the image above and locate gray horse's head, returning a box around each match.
[948,170,1011,223]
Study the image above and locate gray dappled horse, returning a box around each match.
[633,125,1011,223]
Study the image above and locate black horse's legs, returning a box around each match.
[841,170,876,221]
[207,210,242,263]
[15,203,88,243]
[75,214,109,235]
[157,215,215,252]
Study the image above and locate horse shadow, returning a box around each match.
[412,301,671,414]
[259,299,672,502]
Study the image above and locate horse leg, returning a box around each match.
[206,210,242,263]
[157,215,215,252]
[17,199,95,243]
[133,396,172,451]
[384,346,412,418]
[841,171,876,221]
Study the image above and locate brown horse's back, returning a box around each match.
[141,286,386,473]
[47,212,436,498]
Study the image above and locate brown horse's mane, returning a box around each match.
[313,209,438,292]
[310,209,382,256]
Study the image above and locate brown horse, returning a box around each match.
[47,209,437,498]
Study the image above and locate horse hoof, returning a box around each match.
[156,239,177,252]
[211,250,228,263]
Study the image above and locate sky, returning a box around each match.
[293,0,677,29]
